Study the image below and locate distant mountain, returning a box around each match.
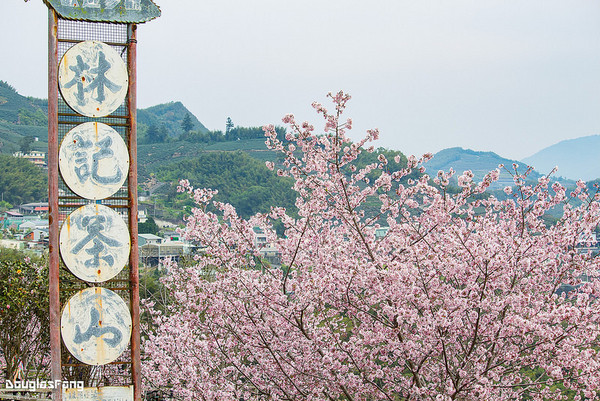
[426,147,551,189]
[522,135,600,182]
[138,101,209,139]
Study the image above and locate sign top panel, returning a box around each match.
[44,0,160,24]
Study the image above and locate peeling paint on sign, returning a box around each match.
[59,122,129,200]
[59,41,128,118]
[61,287,132,366]
[43,0,160,23]
[59,0,141,10]
[60,204,130,283]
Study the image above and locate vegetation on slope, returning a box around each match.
[153,151,297,219]
[0,154,47,205]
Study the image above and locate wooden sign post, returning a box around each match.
[44,1,160,400]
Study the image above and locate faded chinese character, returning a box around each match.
[125,0,142,10]
[81,0,100,8]
[73,307,122,347]
[70,133,94,183]
[69,134,123,186]
[61,0,123,9]
[72,215,122,268]
[92,135,123,185]
[85,51,122,103]
[62,55,90,106]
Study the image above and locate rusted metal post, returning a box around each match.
[48,9,62,401]
[127,23,142,401]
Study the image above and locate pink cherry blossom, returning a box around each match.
[144,92,600,401]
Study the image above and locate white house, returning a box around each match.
[138,233,163,246]
[19,219,49,232]
[252,227,268,248]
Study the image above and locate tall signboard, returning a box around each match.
[44,1,160,400]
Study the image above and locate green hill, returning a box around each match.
[137,138,280,179]
[152,151,297,219]
[138,101,209,141]
[0,154,48,205]
[138,141,206,179]
[0,81,48,154]
[0,81,47,125]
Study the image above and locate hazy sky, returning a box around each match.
[2,0,600,160]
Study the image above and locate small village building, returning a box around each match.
[1,211,25,230]
[138,207,148,223]
[19,219,49,231]
[13,151,47,168]
[24,228,49,243]
[252,227,268,248]
[138,233,163,246]
[19,202,49,215]
[163,230,180,242]
[375,227,389,240]
[139,235,192,267]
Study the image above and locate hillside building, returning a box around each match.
[13,151,47,168]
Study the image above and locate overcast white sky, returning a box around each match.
[2,0,600,160]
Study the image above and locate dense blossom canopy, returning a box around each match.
[144,92,600,400]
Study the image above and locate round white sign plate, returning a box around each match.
[60,204,130,283]
[59,122,129,200]
[59,40,128,117]
[61,287,132,366]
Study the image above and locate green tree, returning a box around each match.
[138,216,160,235]
[225,117,234,135]
[146,124,167,144]
[17,108,47,126]
[19,136,33,154]
[181,113,193,133]
[0,201,11,213]
[0,155,47,205]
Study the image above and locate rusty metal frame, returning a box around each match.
[47,14,142,401]
[127,23,142,401]
[48,8,62,401]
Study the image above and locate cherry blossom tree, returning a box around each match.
[143,92,600,400]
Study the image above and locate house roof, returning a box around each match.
[20,220,49,228]
[139,234,162,240]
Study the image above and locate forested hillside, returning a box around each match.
[138,101,209,142]
[152,151,297,218]
[0,81,48,154]
[0,81,47,125]
[0,154,47,205]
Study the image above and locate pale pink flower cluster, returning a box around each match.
[144,92,600,400]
